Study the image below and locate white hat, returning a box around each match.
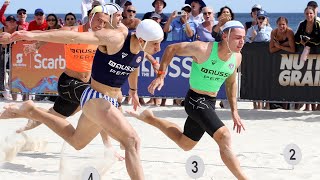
[220,20,244,32]
[251,4,262,10]
[136,19,164,41]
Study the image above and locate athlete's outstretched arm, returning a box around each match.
[148,41,203,94]
[10,28,124,46]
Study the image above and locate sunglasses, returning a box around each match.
[127,9,136,13]
[252,8,260,12]
[203,12,212,15]
[47,18,56,22]
[35,13,44,16]
[18,12,26,15]
[66,18,75,21]
[258,17,265,20]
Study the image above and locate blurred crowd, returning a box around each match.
[1,0,320,111]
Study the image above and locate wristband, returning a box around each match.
[157,70,166,75]
[151,60,159,65]
[130,88,137,91]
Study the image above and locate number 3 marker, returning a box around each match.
[185,155,205,179]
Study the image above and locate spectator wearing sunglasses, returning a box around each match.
[0,0,29,30]
[244,4,262,32]
[245,10,272,43]
[196,7,215,42]
[64,12,77,27]
[27,8,48,31]
[121,5,140,30]
[46,13,62,30]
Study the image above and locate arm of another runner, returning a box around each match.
[10,28,124,46]
[225,53,245,133]
[128,67,141,111]
[148,41,202,95]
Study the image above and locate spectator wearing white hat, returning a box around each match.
[244,4,262,32]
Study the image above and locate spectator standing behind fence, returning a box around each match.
[64,13,77,27]
[121,0,132,19]
[267,17,295,110]
[245,10,272,43]
[307,1,320,21]
[294,6,320,111]
[121,5,140,30]
[163,4,196,42]
[0,0,29,30]
[28,9,48,31]
[212,6,234,42]
[186,0,206,27]
[244,4,262,33]
[142,0,168,26]
[245,10,272,109]
[196,7,214,42]
[0,15,18,100]
[46,14,62,30]
[269,17,295,53]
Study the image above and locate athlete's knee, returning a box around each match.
[180,143,195,151]
[214,127,231,147]
[71,141,87,150]
[121,133,141,152]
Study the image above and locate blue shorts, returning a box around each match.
[80,86,119,109]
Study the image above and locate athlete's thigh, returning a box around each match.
[72,112,102,147]
[82,98,137,143]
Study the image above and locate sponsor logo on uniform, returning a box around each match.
[122,52,128,58]
[211,59,217,66]
[136,56,142,63]
[229,63,234,70]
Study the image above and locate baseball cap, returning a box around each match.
[151,12,162,19]
[17,8,26,14]
[34,8,44,15]
[307,1,318,8]
[181,4,192,12]
[6,15,16,21]
[251,4,262,11]
[257,10,268,18]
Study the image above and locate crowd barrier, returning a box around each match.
[4,41,319,102]
[8,41,227,99]
[241,42,320,102]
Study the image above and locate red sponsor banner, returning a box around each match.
[11,41,65,94]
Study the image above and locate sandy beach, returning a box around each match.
[0,100,319,180]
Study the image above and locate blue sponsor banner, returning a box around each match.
[122,41,227,99]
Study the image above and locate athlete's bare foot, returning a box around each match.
[3,100,36,119]
[16,119,42,133]
[126,109,155,124]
